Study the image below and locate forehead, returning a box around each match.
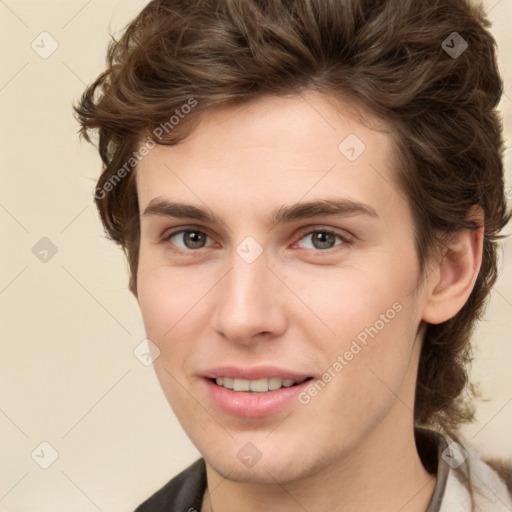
[135,92,404,222]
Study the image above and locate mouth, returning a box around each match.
[210,376,313,393]
[203,371,315,417]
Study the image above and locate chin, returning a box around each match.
[199,432,333,486]
[205,453,311,485]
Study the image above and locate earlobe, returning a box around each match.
[422,208,484,325]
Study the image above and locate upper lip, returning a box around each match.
[202,365,312,381]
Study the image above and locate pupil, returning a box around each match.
[185,231,205,249]
[313,232,335,250]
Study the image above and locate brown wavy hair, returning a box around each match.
[74,0,510,501]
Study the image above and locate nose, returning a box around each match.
[210,248,288,345]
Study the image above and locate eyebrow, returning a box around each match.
[142,197,379,226]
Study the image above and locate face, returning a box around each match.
[135,92,431,484]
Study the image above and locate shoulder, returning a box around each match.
[134,458,206,512]
[444,449,512,512]
[416,427,512,512]
[482,456,512,495]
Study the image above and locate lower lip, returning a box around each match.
[204,378,312,418]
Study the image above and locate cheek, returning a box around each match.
[287,258,416,344]
[136,256,204,335]
[136,268,192,403]
[136,260,217,376]
[136,270,171,338]
[291,255,420,398]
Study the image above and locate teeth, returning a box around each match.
[216,377,234,389]
[214,377,303,392]
[234,378,250,391]
[268,377,282,391]
[250,378,269,392]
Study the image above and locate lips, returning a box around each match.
[202,365,314,417]
[202,365,311,381]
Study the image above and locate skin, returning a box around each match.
[135,92,483,512]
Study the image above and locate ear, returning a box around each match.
[422,207,484,325]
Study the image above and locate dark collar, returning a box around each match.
[134,457,206,512]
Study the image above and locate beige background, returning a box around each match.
[0,1,511,511]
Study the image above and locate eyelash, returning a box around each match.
[160,226,352,255]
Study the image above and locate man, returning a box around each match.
[75,0,512,510]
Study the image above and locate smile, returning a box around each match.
[213,376,311,393]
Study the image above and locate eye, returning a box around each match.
[163,229,215,251]
[161,226,350,254]
[295,229,348,251]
